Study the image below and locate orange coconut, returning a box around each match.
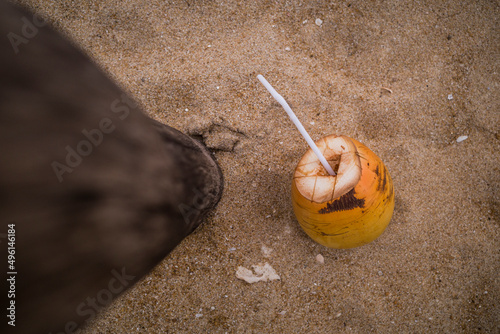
[292,135,394,249]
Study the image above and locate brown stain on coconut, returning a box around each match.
[318,189,365,214]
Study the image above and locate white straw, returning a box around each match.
[257,74,336,176]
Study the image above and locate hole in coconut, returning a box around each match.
[319,155,341,176]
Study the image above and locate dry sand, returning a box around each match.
[17,0,499,333]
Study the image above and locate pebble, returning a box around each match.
[447,94,453,100]
[285,47,291,51]
[316,254,325,264]
[195,313,203,318]
[456,135,468,143]
[315,18,323,26]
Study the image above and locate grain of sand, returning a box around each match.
[16,0,499,333]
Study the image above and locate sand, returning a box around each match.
[16,0,499,333]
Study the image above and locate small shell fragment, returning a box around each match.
[381,87,393,94]
[315,18,323,26]
[456,135,468,143]
[236,263,280,284]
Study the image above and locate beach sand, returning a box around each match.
[17,0,499,332]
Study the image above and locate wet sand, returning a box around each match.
[17,0,499,333]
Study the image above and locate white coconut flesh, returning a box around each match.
[293,135,362,203]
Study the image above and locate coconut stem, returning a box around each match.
[257,74,336,176]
